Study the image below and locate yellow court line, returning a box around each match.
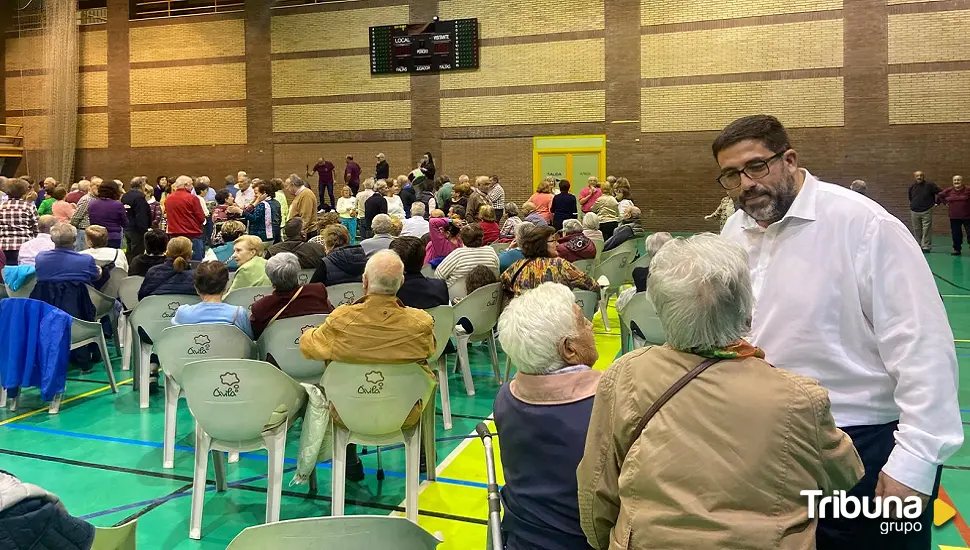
[957,340,970,343]
[0,378,133,426]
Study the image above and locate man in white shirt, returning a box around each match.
[235,172,255,208]
[716,114,961,547]
[18,215,56,267]
[401,202,430,238]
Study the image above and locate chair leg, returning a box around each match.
[189,429,212,540]
[486,330,501,384]
[599,287,611,332]
[47,393,61,414]
[120,318,131,372]
[212,450,228,492]
[308,467,318,494]
[330,424,349,516]
[456,332,475,396]
[620,323,630,355]
[0,387,6,408]
[422,397,437,482]
[376,446,384,480]
[162,374,181,469]
[404,424,422,523]
[436,357,452,430]
[138,347,151,409]
[98,334,117,394]
[262,424,287,524]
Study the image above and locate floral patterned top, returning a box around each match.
[501,256,599,297]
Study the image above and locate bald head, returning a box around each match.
[38,215,56,234]
[363,250,405,295]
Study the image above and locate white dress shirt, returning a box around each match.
[235,187,255,208]
[721,169,962,495]
[17,233,54,266]
[401,216,430,238]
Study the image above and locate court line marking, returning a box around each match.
[0,378,133,426]
[939,486,970,547]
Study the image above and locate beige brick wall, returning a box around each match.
[80,30,108,67]
[130,107,248,147]
[272,101,411,132]
[889,71,970,125]
[77,113,108,149]
[271,56,409,99]
[270,6,411,54]
[129,20,245,63]
[888,11,970,64]
[641,0,842,25]
[439,39,604,90]
[441,90,605,127]
[441,138,534,204]
[130,63,247,105]
[439,0,604,38]
[6,71,107,111]
[274,142,413,191]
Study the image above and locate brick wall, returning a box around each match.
[3,0,970,232]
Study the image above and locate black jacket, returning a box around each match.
[376,160,390,180]
[311,245,367,286]
[909,181,941,212]
[397,272,449,310]
[138,259,196,301]
[121,189,152,233]
[129,254,167,277]
[364,192,388,225]
[400,185,417,218]
[0,497,95,550]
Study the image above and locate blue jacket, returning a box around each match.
[34,248,99,283]
[0,298,72,401]
[138,259,196,301]
[1,265,35,291]
[242,199,282,242]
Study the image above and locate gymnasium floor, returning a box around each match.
[1,235,968,549]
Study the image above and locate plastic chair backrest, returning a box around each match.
[328,282,364,307]
[257,314,329,383]
[425,305,456,362]
[572,290,599,321]
[91,519,137,550]
[571,259,595,277]
[182,358,305,442]
[223,286,274,312]
[156,324,256,385]
[129,294,202,342]
[6,274,36,299]
[102,267,128,298]
[593,251,634,289]
[322,362,434,436]
[452,282,502,337]
[420,265,435,278]
[86,285,116,320]
[226,516,441,549]
[630,253,651,271]
[488,242,509,254]
[600,240,637,263]
[619,291,666,345]
[118,276,144,310]
[591,238,604,259]
[298,269,315,285]
[447,276,468,302]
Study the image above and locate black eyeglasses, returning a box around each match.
[716,150,788,190]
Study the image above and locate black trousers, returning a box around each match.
[950,218,970,252]
[125,230,145,261]
[816,421,940,549]
[600,221,619,240]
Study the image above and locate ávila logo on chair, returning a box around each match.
[187,334,211,355]
[295,324,315,345]
[162,302,180,318]
[213,372,240,398]
[358,371,384,394]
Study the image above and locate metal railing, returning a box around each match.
[273,0,363,9]
[8,6,106,33]
[129,0,244,21]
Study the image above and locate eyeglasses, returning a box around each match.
[716,150,788,190]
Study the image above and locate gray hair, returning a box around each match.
[371,213,393,235]
[173,175,194,190]
[362,178,375,190]
[850,179,867,192]
[498,282,581,374]
[410,202,426,217]
[504,202,518,217]
[197,175,211,186]
[374,179,388,194]
[645,232,672,259]
[364,249,404,295]
[50,223,77,248]
[266,252,301,292]
[515,221,535,241]
[582,212,600,230]
[38,215,56,234]
[647,233,753,352]
[623,205,641,221]
[286,173,304,188]
[562,219,583,235]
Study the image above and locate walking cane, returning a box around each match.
[476,422,504,550]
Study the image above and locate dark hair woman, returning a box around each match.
[501,225,598,297]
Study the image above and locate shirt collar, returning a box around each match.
[510,368,602,405]
[741,168,818,231]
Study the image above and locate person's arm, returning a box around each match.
[193,195,206,225]
[136,200,152,231]
[937,188,949,205]
[563,259,600,291]
[796,378,865,492]
[115,203,129,231]
[908,183,916,203]
[861,217,963,496]
[433,250,458,281]
[577,364,622,550]
[427,217,451,251]
[233,306,254,339]
[298,317,336,361]
[28,205,38,237]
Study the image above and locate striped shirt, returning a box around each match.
[434,246,499,287]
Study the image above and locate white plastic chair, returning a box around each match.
[571,259,595,278]
[327,282,364,307]
[183,358,307,540]
[116,276,144,372]
[128,294,201,408]
[87,285,122,358]
[5,274,36,299]
[37,318,120,414]
[591,251,634,331]
[420,265,435,278]
[223,286,274,312]
[322,362,436,523]
[101,267,129,299]
[450,282,502,396]
[591,238,604,260]
[599,240,637,264]
[257,314,329,383]
[226,516,441,549]
[425,305,456,430]
[155,324,257,469]
[572,289,599,321]
[297,268,315,285]
[618,291,666,353]
[446,276,468,302]
[91,519,137,550]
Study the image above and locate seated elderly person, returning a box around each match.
[502,226,598,297]
[205,220,247,268]
[498,222,533,273]
[499,202,522,241]
[494,282,600,550]
[268,217,325,268]
[615,231,673,313]
[310,224,367,286]
[250,252,333,339]
[17,215,56,266]
[226,235,271,293]
[138,236,196,301]
[434,223,499,288]
[520,201,548,227]
[582,212,603,241]
[34,223,99,283]
[80,225,129,273]
[602,205,645,252]
[389,236,448,309]
[360,213,394,257]
[300,250,436,481]
[128,229,169,277]
[556,219,596,263]
[172,261,253,338]
[401,202,430,237]
[577,234,863,550]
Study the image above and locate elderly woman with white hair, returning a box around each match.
[614,231,672,315]
[578,233,863,550]
[582,212,603,241]
[555,218,596,262]
[494,282,600,550]
[602,205,644,252]
[249,252,333,339]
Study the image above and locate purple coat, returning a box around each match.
[86,198,128,243]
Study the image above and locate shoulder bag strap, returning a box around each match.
[627,357,723,450]
[509,258,535,288]
[266,285,304,328]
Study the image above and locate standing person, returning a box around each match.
[234,174,255,208]
[122,177,151,259]
[51,186,76,223]
[375,153,390,181]
[528,179,555,224]
[419,152,436,181]
[164,175,206,261]
[311,157,336,209]
[716,114,961,548]
[285,174,319,226]
[65,179,88,204]
[86,179,128,249]
[356,179,375,240]
[234,181,282,243]
[578,177,602,213]
[908,171,940,253]
[344,155,362,195]
[365,180,390,232]
[487,175,505,221]
[336,185,358,244]
[705,195,736,230]
[398,174,416,218]
[36,179,56,215]
[551,180,578,231]
[937,175,970,256]
[615,187,635,219]
[466,177,490,223]
[270,178,289,226]
[436,176,453,211]
[153,175,169,202]
[592,182,620,239]
[224,174,238,198]
[70,177,101,251]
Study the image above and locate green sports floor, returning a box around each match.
[2,235,968,549]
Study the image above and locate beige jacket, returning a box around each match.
[577,346,864,550]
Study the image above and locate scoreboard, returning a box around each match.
[369,19,479,75]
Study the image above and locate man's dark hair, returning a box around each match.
[460,223,484,247]
[389,236,425,274]
[144,229,169,255]
[520,225,556,258]
[215,189,230,205]
[711,114,792,159]
[194,261,229,295]
[52,186,68,201]
[450,205,465,219]
[559,179,571,193]
[284,217,304,240]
